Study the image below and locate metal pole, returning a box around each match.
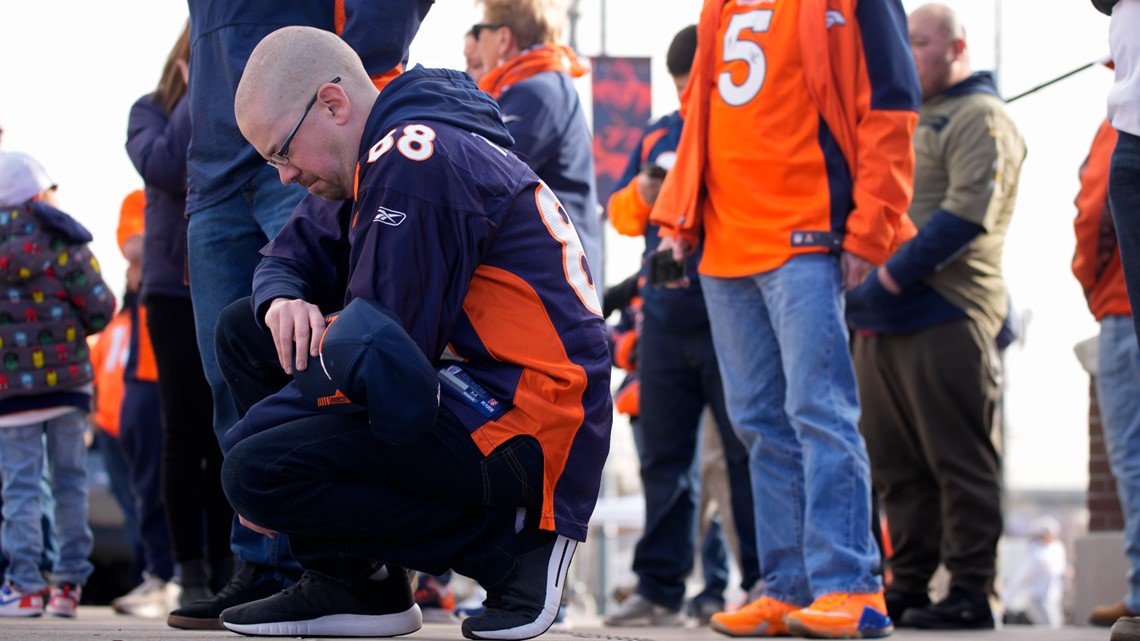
[568,0,581,51]
[600,0,607,57]
[1006,61,1098,104]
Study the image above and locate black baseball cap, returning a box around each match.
[295,298,440,445]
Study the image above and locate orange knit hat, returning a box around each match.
[117,189,145,254]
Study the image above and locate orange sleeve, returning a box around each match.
[135,305,159,382]
[842,106,918,264]
[117,190,146,254]
[607,178,652,238]
[1073,121,1116,296]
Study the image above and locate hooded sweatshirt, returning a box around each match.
[240,67,612,541]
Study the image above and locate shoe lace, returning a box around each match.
[810,593,850,612]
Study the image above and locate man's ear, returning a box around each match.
[320,83,351,124]
[498,26,517,59]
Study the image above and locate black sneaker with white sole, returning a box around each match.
[220,568,421,637]
[168,563,285,630]
[461,532,577,641]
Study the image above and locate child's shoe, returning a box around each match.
[0,581,43,617]
[785,591,893,639]
[414,574,458,623]
[44,583,81,618]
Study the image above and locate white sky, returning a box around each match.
[0,1,1117,491]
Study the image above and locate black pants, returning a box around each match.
[853,318,1003,594]
[214,298,541,586]
[146,294,233,567]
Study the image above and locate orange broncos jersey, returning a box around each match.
[652,0,921,277]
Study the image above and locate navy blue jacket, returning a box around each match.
[126,93,191,301]
[498,71,603,287]
[184,0,433,215]
[238,67,612,540]
[610,110,709,333]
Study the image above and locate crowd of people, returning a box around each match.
[0,0,1138,640]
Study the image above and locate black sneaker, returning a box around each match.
[167,563,285,630]
[220,568,421,637]
[900,586,994,630]
[461,532,577,640]
[884,588,930,626]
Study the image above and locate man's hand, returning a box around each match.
[264,297,327,374]
[636,172,664,206]
[839,251,876,291]
[658,234,691,263]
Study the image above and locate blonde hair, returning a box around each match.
[477,0,567,50]
[155,20,191,114]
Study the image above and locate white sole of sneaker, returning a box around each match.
[466,536,577,641]
[222,604,422,637]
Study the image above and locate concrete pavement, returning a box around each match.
[0,607,1112,641]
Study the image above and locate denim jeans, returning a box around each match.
[0,410,93,590]
[701,253,881,605]
[186,164,304,577]
[1096,314,1140,613]
[215,298,538,587]
[119,380,174,581]
[1111,131,1140,346]
[632,320,758,610]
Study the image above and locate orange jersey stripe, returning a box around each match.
[462,264,588,533]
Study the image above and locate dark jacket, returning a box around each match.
[0,202,115,414]
[239,67,612,540]
[126,93,191,301]
[184,0,433,215]
[497,71,603,286]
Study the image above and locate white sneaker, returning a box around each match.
[112,575,179,618]
[0,581,43,617]
[44,583,81,617]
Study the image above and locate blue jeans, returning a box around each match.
[632,321,758,610]
[186,165,304,577]
[1111,131,1140,346]
[701,254,881,605]
[0,410,93,590]
[119,380,174,581]
[1096,314,1140,613]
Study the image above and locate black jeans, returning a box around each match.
[146,294,233,568]
[215,298,542,587]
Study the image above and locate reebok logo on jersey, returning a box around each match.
[826,10,847,29]
[374,207,406,226]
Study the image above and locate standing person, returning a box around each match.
[474,0,603,289]
[0,152,116,617]
[1077,119,1140,631]
[1001,516,1067,628]
[602,24,759,628]
[846,3,1025,629]
[210,25,611,640]
[464,27,486,83]
[1091,4,1140,640]
[171,1,433,629]
[106,191,178,618]
[650,0,921,637]
[1093,0,1140,343]
[125,20,234,610]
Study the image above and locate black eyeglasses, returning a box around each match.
[470,23,505,39]
[267,76,341,168]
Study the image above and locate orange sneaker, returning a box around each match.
[709,596,799,637]
[785,591,893,639]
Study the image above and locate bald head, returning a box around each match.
[909,3,971,100]
[236,26,380,200]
